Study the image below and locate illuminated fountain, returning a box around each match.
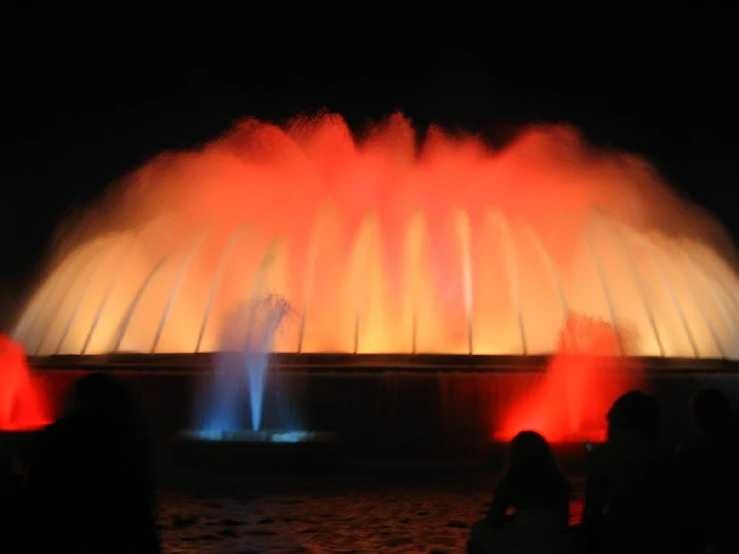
[14,115,739,360]
[11,113,739,450]
[0,334,50,431]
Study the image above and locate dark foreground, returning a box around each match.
[156,470,584,553]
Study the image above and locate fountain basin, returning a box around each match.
[171,433,596,475]
[27,353,739,468]
[180,429,336,443]
[172,429,340,473]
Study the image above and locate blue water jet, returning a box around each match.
[199,294,292,433]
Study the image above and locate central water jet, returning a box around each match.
[200,293,292,434]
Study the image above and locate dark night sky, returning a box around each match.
[1,7,738,324]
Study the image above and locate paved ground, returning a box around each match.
[157,470,584,553]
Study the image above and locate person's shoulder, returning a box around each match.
[588,441,612,464]
[495,474,520,500]
[553,475,571,498]
[559,475,571,490]
[30,418,69,456]
[589,439,654,467]
[675,434,704,458]
[495,474,512,491]
[37,417,64,438]
[39,412,91,440]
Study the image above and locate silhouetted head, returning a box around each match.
[507,431,564,489]
[607,390,661,441]
[72,373,132,422]
[691,388,732,436]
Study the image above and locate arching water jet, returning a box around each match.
[33,245,110,355]
[81,236,140,355]
[455,209,474,354]
[151,229,209,353]
[195,225,250,353]
[54,243,125,355]
[491,210,527,355]
[112,254,171,352]
[578,215,624,355]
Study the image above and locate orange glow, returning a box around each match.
[0,334,50,430]
[496,315,642,443]
[12,113,739,358]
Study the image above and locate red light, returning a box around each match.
[0,334,50,431]
[496,315,642,443]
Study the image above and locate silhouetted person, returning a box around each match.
[468,431,574,554]
[581,390,680,554]
[23,373,160,553]
[0,447,24,552]
[676,389,739,554]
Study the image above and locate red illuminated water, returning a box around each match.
[496,315,642,443]
[14,113,738,359]
[0,334,50,430]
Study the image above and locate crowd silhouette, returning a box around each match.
[470,388,739,554]
[1,373,160,553]
[1,373,738,553]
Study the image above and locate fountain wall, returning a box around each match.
[29,355,739,464]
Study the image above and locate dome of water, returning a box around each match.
[13,114,739,359]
